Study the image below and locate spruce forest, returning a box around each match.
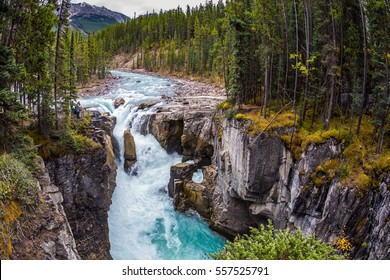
[1,0,389,153]
[0,0,389,260]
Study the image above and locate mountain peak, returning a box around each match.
[70,2,129,35]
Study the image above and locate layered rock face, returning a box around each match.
[162,110,389,259]
[46,119,117,260]
[211,118,389,259]
[11,158,80,260]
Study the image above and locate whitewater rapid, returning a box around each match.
[80,71,225,260]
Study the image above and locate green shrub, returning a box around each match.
[7,134,37,173]
[0,154,37,210]
[225,108,235,120]
[338,163,350,180]
[212,221,343,260]
[58,129,101,154]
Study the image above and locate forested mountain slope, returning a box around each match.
[70,2,129,35]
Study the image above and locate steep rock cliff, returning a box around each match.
[167,113,389,259]
[46,122,117,259]
[210,118,389,259]
[10,157,80,260]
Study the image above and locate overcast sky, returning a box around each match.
[78,0,209,17]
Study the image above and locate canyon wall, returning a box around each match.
[46,117,117,259]
[154,106,389,260]
[10,157,80,260]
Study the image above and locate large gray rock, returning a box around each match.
[123,128,137,173]
[150,112,184,154]
[171,165,216,220]
[148,95,224,163]
[168,162,197,198]
[46,135,117,260]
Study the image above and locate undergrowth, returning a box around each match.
[28,114,101,159]
[0,154,38,259]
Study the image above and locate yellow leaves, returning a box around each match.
[289,53,302,60]
[334,227,352,254]
[289,53,317,76]
[335,236,352,252]
[2,201,22,224]
[234,113,246,120]
[221,102,231,110]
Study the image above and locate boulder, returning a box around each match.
[183,182,210,218]
[150,113,184,154]
[114,97,125,109]
[168,162,197,198]
[123,128,137,172]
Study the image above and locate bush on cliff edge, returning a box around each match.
[212,221,343,260]
[0,154,38,259]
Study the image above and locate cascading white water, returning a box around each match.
[80,71,225,260]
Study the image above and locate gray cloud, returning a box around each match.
[78,0,207,17]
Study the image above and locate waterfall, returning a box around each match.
[80,71,225,260]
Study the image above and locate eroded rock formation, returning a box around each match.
[10,157,80,260]
[46,119,117,260]
[123,128,137,173]
[148,96,224,164]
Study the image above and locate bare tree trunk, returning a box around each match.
[290,0,300,147]
[264,53,270,118]
[301,0,312,123]
[282,0,289,105]
[377,49,390,153]
[293,0,299,114]
[269,52,274,116]
[356,0,368,134]
[325,0,338,130]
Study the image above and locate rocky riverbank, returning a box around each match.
[77,69,226,100]
[77,75,123,97]
[163,115,390,260]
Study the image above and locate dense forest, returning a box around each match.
[0,0,108,161]
[93,0,389,154]
[1,0,389,152]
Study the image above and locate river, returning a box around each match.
[80,71,225,260]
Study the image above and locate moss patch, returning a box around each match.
[309,159,340,187]
[241,108,295,135]
[28,129,101,160]
[0,201,22,259]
